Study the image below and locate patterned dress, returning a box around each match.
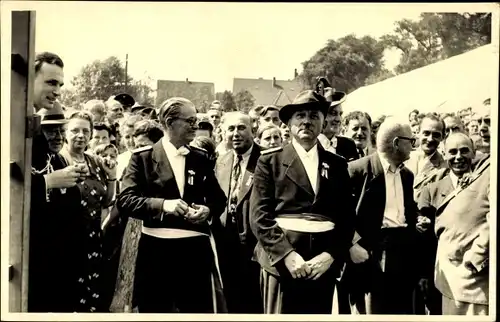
[71,153,110,312]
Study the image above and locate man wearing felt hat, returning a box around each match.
[249,90,356,314]
[116,97,227,313]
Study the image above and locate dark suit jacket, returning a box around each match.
[250,142,356,277]
[117,141,227,234]
[215,144,261,252]
[336,136,359,162]
[347,153,418,251]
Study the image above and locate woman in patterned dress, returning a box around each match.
[59,111,117,312]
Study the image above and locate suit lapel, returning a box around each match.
[183,150,197,199]
[283,144,315,197]
[216,151,234,198]
[413,151,446,187]
[152,141,180,198]
[237,145,260,206]
[313,144,329,205]
[367,153,386,216]
[436,176,454,206]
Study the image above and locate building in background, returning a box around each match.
[156,78,215,112]
[232,69,303,108]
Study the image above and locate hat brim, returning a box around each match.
[279,101,329,124]
[41,119,68,125]
[328,92,347,106]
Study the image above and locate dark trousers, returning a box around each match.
[134,234,214,313]
[348,227,417,314]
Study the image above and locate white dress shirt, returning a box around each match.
[162,137,187,197]
[317,133,337,154]
[292,139,319,195]
[449,170,471,190]
[142,137,202,239]
[379,155,407,228]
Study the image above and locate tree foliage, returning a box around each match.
[233,90,255,113]
[215,90,237,112]
[70,56,155,105]
[381,13,491,74]
[299,34,387,93]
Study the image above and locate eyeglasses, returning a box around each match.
[176,117,198,127]
[43,127,66,137]
[396,136,417,148]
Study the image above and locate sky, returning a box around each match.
[3,2,492,93]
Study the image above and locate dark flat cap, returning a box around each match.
[112,93,135,109]
[279,90,329,124]
[324,88,347,106]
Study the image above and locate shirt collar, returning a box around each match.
[449,170,471,189]
[292,138,318,159]
[233,143,253,160]
[379,154,403,174]
[162,137,188,157]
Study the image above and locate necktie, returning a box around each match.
[228,154,243,221]
[358,148,365,158]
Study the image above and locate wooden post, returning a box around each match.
[9,10,36,312]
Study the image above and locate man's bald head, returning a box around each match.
[444,132,475,151]
[444,132,476,176]
[376,117,413,163]
[221,111,251,127]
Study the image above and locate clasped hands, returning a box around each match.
[162,199,210,224]
[283,251,334,281]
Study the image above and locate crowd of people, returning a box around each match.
[27,52,491,315]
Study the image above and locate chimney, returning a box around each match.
[294,69,298,79]
[272,77,276,88]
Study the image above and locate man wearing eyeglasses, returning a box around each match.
[117,97,227,313]
[345,117,421,314]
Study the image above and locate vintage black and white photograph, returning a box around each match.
[1,1,498,320]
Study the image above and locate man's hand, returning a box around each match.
[349,243,370,264]
[306,252,334,280]
[162,199,189,216]
[416,215,431,233]
[283,251,311,279]
[462,250,479,273]
[99,156,117,180]
[186,204,210,224]
[44,165,82,189]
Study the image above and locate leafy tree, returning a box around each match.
[234,90,255,113]
[364,68,396,86]
[299,34,387,93]
[59,88,82,109]
[71,56,154,105]
[215,90,237,112]
[381,13,491,74]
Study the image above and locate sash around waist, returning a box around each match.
[142,215,211,235]
[275,213,335,233]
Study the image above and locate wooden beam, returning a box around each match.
[9,10,36,313]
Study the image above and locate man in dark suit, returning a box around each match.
[317,92,359,162]
[215,112,263,313]
[418,133,490,316]
[346,117,420,314]
[116,97,227,313]
[250,90,356,314]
